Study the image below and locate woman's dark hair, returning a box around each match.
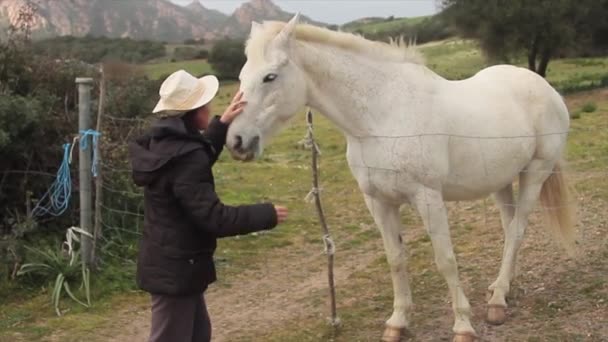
[181,109,200,134]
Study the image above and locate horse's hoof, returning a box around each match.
[381,325,409,342]
[452,332,478,342]
[486,304,507,325]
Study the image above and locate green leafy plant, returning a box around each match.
[17,227,92,316]
[582,102,598,113]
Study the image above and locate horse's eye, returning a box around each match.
[263,73,278,83]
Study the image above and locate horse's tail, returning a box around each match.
[539,159,578,256]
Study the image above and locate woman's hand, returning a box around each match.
[274,205,288,224]
[220,91,247,124]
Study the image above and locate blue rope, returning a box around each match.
[79,129,101,177]
[32,129,102,217]
[32,143,72,217]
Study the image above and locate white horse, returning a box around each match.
[226,14,577,341]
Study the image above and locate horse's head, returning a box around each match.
[226,14,307,161]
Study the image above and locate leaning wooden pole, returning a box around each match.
[306,109,339,326]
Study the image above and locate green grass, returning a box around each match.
[420,39,486,80]
[142,59,214,80]
[566,93,608,173]
[419,39,608,91]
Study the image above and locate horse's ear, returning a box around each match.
[272,13,300,51]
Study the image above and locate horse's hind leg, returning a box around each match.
[363,195,414,341]
[486,184,515,324]
[412,188,476,341]
[487,160,554,325]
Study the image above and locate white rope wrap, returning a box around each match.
[304,186,323,203]
[323,234,336,255]
[305,119,322,155]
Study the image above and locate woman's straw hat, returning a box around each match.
[152,70,219,116]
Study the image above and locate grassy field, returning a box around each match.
[1,41,607,341]
[420,39,608,91]
[142,58,214,80]
[344,16,430,34]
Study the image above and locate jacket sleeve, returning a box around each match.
[202,116,228,165]
[172,150,278,238]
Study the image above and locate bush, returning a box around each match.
[582,102,597,113]
[173,47,209,61]
[183,38,205,45]
[31,36,166,64]
[209,39,246,80]
[196,49,209,59]
[1,35,158,295]
[0,44,95,237]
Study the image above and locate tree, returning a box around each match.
[208,39,246,80]
[441,0,608,77]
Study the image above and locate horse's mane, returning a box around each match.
[246,21,425,65]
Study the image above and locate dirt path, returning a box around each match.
[81,191,607,342]
[78,237,383,342]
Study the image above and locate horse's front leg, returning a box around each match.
[363,194,413,342]
[412,188,477,342]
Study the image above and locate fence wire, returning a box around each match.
[88,107,608,341]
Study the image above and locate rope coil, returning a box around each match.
[32,143,72,217]
[31,129,101,217]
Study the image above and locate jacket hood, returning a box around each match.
[129,117,208,186]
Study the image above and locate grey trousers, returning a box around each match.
[148,293,211,342]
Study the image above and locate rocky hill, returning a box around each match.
[0,0,322,42]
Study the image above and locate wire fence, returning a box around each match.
[3,73,599,254]
[3,113,604,240]
[2,75,606,340]
[87,100,608,339]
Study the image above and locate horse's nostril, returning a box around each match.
[249,136,260,150]
[234,135,243,150]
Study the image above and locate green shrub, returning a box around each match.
[17,228,92,316]
[173,46,201,61]
[209,39,246,80]
[32,36,166,64]
[582,102,597,113]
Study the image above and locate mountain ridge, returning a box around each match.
[0,0,322,42]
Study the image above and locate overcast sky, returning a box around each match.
[171,1,438,24]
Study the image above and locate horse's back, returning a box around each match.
[433,65,569,200]
[445,64,570,148]
[469,64,569,124]
[472,64,570,160]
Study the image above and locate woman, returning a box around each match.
[129,70,288,342]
